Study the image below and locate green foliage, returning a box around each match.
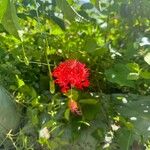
[114,94,150,141]
[0,0,150,149]
[105,63,135,87]
[56,0,81,22]
[144,52,150,65]
[0,86,20,143]
[0,0,8,22]
[1,0,21,38]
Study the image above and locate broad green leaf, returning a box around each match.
[114,94,150,141]
[117,128,134,150]
[105,63,135,87]
[140,70,150,79]
[0,0,8,22]
[1,0,21,38]
[79,98,98,105]
[81,103,100,120]
[84,37,106,55]
[56,0,81,22]
[144,52,150,65]
[0,86,20,141]
[60,123,97,150]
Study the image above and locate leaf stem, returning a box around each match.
[44,39,53,80]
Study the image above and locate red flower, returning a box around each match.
[52,59,90,93]
[68,99,82,115]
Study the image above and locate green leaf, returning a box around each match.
[117,128,134,150]
[140,70,150,79]
[0,0,8,22]
[27,108,39,126]
[56,0,81,22]
[60,123,98,150]
[127,73,139,80]
[64,89,79,100]
[19,85,37,100]
[84,38,97,53]
[48,19,64,35]
[144,52,150,65]
[114,94,150,141]
[31,98,39,107]
[64,108,70,121]
[79,98,98,105]
[78,121,90,127]
[50,79,55,94]
[105,63,135,87]
[1,0,21,38]
[90,0,100,11]
[127,63,140,72]
[51,15,65,30]
[16,75,25,88]
[81,3,93,10]
[24,56,29,65]
[0,86,20,140]
[81,104,100,121]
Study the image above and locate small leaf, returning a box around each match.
[144,52,150,65]
[79,121,90,127]
[127,63,140,72]
[24,56,29,65]
[30,87,37,98]
[64,108,70,121]
[127,73,139,80]
[16,75,25,88]
[79,99,98,105]
[31,98,39,107]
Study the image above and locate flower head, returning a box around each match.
[52,59,90,93]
